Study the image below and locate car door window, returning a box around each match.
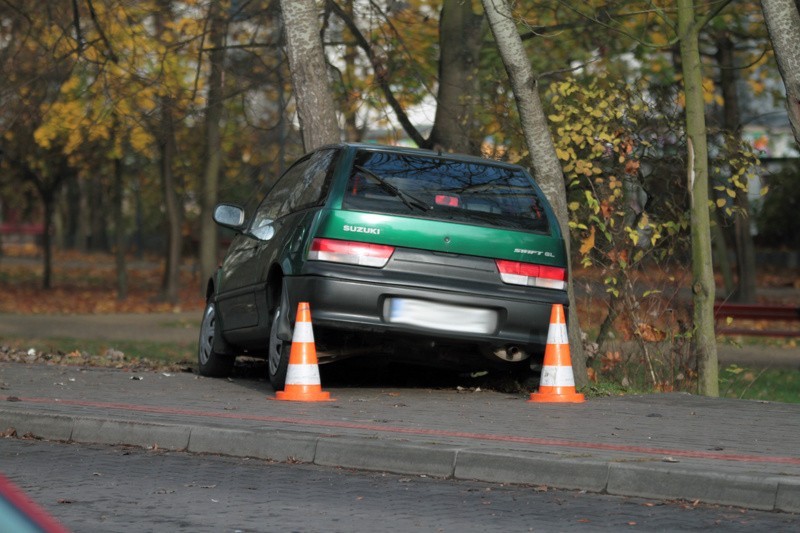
[250,149,337,231]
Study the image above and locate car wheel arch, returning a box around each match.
[204,278,216,302]
[265,266,293,343]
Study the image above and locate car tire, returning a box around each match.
[197,300,235,377]
[268,298,291,390]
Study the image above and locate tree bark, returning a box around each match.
[340,0,362,142]
[87,173,108,252]
[113,156,128,301]
[716,32,756,302]
[155,1,182,305]
[199,4,225,295]
[279,0,340,151]
[25,163,69,290]
[482,0,587,388]
[761,0,800,148]
[158,100,181,305]
[678,0,719,396]
[428,0,485,154]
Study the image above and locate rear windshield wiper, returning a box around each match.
[354,165,431,212]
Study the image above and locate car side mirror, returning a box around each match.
[213,203,245,230]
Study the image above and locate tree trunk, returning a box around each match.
[63,176,81,249]
[678,0,719,397]
[87,174,108,252]
[199,4,225,295]
[761,0,800,148]
[75,175,89,252]
[710,214,734,298]
[41,189,54,290]
[482,0,587,388]
[716,32,756,302]
[159,101,181,305]
[113,156,127,301]
[156,1,182,305]
[279,0,340,151]
[340,0,362,142]
[428,0,484,154]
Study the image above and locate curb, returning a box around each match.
[3,409,798,514]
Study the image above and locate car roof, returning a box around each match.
[316,143,527,172]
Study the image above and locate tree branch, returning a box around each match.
[86,0,119,63]
[71,0,83,53]
[549,0,683,49]
[326,0,428,148]
[696,0,736,30]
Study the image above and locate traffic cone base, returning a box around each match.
[273,302,334,402]
[529,304,585,403]
[275,385,331,402]
[529,387,585,403]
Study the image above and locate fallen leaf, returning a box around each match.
[636,323,666,342]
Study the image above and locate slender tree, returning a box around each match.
[154,0,183,304]
[481,0,588,388]
[678,0,723,396]
[199,3,226,295]
[715,31,756,302]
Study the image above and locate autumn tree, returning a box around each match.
[0,1,77,289]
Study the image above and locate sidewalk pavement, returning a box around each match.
[1,360,799,514]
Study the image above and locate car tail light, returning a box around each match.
[495,259,567,290]
[308,238,395,268]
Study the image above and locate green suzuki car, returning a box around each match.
[198,143,568,388]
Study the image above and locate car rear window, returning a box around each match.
[342,150,550,232]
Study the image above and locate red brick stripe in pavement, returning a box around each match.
[7,395,800,467]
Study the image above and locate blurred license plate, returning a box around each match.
[386,298,497,334]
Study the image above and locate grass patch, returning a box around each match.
[583,380,652,398]
[583,363,800,404]
[1,336,194,368]
[720,364,800,404]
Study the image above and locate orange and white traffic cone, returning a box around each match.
[528,303,585,403]
[274,302,333,402]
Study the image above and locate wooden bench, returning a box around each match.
[714,302,800,337]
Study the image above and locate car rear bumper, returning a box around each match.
[283,267,568,352]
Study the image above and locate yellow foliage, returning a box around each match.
[129,128,154,154]
[748,79,765,95]
[579,226,596,256]
[701,78,719,105]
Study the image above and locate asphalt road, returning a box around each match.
[3,439,798,533]
[1,310,799,518]
[2,361,799,516]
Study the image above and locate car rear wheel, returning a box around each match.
[268,299,291,390]
[197,301,235,377]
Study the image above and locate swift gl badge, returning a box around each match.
[344,225,381,235]
[514,247,555,258]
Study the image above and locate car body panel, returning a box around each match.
[209,143,569,371]
[313,208,566,266]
